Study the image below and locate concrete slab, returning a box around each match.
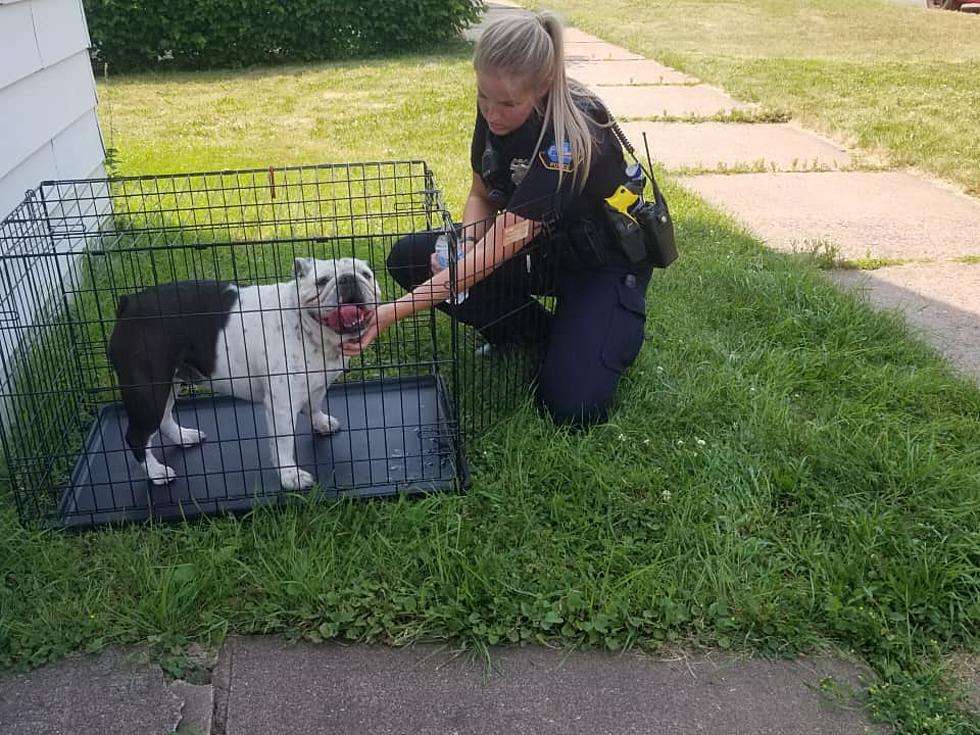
[620,122,853,172]
[567,59,696,86]
[463,2,528,41]
[465,8,608,47]
[679,171,980,261]
[173,680,214,734]
[965,661,980,714]
[597,85,756,119]
[217,637,884,735]
[946,652,980,713]
[830,263,980,379]
[563,27,601,44]
[564,41,645,61]
[0,647,182,735]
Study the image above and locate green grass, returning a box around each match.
[801,245,917,272]
[838,256,913,270]
[1,42,979,733]
[621,108,793,124]
[99,43,480,207]
[531,0,980,195]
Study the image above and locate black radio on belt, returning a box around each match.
[633,198,677,268]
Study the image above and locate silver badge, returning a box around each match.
[510,158,530,186]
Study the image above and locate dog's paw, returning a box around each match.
[279,466,315,490]
[176,428,206,447]
[148,464,177,485]
[160,424,206,447]
[312,412,341,435]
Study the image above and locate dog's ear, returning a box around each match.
[294,258,313,279]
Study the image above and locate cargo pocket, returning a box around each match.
[600,277,647,373]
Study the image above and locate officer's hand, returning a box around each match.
[430,252,445,276]
[341,302,397,357]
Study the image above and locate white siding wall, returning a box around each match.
[0,0,105,220]
[0,0,106,410]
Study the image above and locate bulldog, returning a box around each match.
[108,257,381,490]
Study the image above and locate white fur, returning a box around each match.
[149,257,380,490]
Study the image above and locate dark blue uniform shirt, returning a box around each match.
[469,94,628,225]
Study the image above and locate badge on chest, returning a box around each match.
[538,141,575,173]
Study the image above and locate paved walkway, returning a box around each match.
[0,639,887,734]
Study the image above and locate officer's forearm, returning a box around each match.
[459,192,495,246]
[395,213,536,319]
[448,212,536,296]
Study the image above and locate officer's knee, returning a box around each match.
[385,233,432,291]
[536,345,619,428]
[386,234,424,291]
[537,384,611,429]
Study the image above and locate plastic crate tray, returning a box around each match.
[57,375,467,529]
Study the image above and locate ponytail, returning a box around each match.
[474,10,601,191]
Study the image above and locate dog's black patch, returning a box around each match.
[109,281,238,460]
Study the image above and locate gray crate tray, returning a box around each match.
[58,375,467,529]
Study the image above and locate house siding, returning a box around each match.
[0,0,107,405]
[0,0,105,220]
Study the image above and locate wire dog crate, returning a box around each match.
[0,161,548,529]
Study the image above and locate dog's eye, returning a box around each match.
[316,275,332,287]
[359,270,373,280]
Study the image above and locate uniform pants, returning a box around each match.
[387,230,653,427]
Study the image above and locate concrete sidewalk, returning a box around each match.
[0,638,888,734]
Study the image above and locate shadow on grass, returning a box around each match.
[101,39,477,86]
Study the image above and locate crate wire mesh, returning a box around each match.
[0,162,451,527]
[442,217,555,443]
[0,161,551,529]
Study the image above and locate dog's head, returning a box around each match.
[294,257,382,336]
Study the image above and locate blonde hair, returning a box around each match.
[474,10,600,190]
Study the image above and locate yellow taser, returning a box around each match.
[604,185,640,223]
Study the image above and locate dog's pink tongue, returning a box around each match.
[325,304,364,332]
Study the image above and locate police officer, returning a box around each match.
[343,10,661,427]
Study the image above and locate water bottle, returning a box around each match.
[434,233,468,305]
[625,163,646,202]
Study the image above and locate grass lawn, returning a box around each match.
[97,43,479,207]
[1,40,979,733]
[532,0,980,195]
